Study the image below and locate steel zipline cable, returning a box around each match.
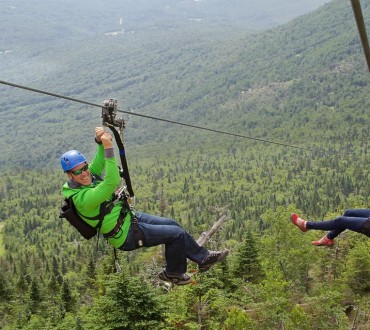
[0,79,315,152]
[351,0,370,72]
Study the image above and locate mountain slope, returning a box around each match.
[0,0,369,168]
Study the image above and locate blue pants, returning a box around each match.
[119,212,208,274]
[306,209,370,239]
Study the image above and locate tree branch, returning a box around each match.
[196,210,229,246]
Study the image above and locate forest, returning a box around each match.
[0,146,369,329]
[0,0,370,329]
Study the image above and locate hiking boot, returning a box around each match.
[291,213,307,232]
[312,235,334,247]
[198,249,229,272]
[158,269,192,285]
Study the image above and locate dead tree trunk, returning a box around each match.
[196,212,229,247]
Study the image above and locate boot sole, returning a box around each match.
[158,272,192,285]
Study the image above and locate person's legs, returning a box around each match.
[291,213,334,246]
[306,216,368,239]
[135,212,209,273]
[291,212,370,246]
[120,212,229,281]
[343,209,370,218]
[137,212,209,263]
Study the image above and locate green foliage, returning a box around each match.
[82,268,165,330]
[232,229,264,283]
[223,307,255,330]
[0,223,5,257]
[286,305,311,330]
[343,238,370,293]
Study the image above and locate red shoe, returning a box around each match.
[312,236,334,246]
[291,213,307,232]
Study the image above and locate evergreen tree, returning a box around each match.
[0,271,11,301]
[61,280,74,314]
[29,278,41,313]
[83,269,165,330]
[16,274,29,297]
[83,257,97,289]
[48,275,60,296]
[52,256,62,284]
[232,229,264,283]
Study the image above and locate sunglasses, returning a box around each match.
[70,163,89,176]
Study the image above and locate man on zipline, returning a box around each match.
[60,127,229,285]
[291,211,370,246]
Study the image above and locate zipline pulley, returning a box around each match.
[102,98,126,139]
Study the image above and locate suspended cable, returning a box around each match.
[0,79,314,152]
[0,80,101,108]
[351,0,370,72]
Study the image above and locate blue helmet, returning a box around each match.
[60,150,86,172]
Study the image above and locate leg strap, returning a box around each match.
[131,214,145,248]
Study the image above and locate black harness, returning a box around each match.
[60,187,116,241]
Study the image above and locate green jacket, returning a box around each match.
[62,144,131,248]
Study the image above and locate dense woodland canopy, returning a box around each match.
[1,0,370,329]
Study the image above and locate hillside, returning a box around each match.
[0,0,369,169]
